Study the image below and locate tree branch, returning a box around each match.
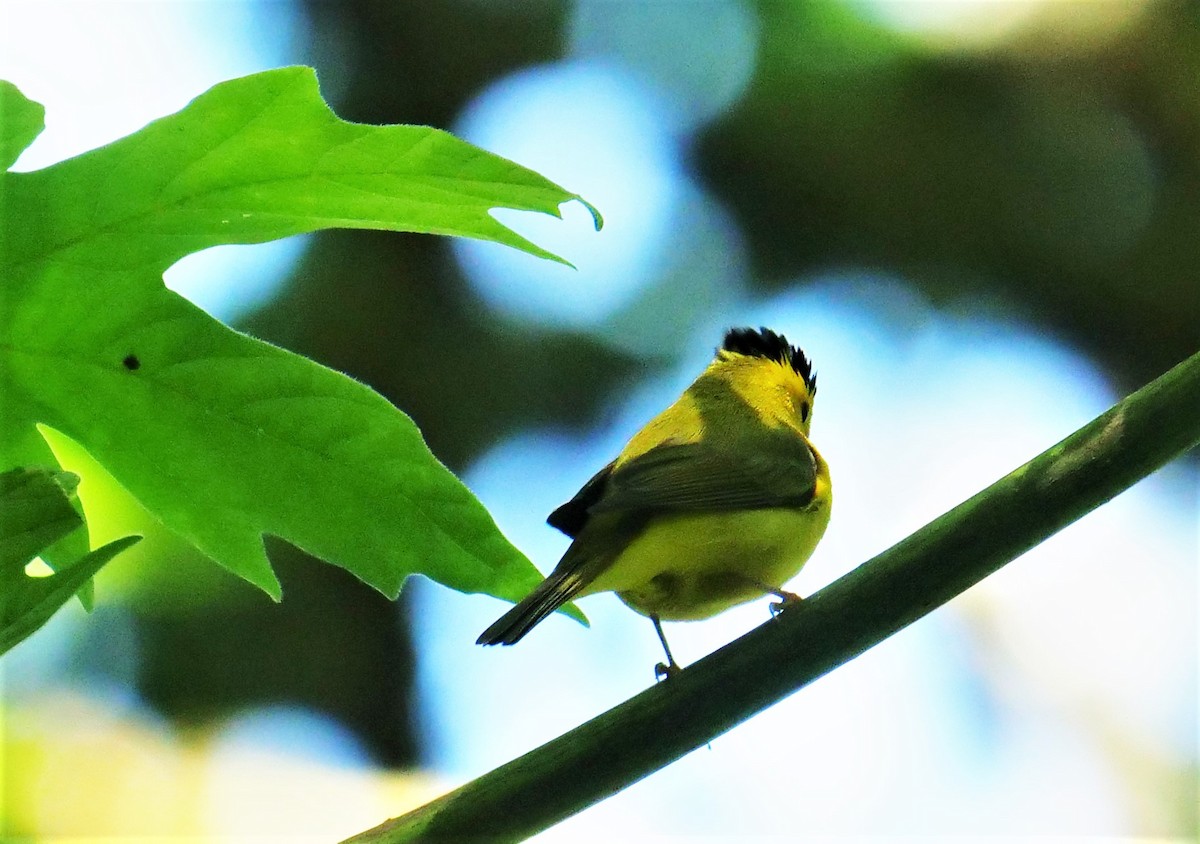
[347,349,1200,843]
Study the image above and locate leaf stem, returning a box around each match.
[347,348,1200,843]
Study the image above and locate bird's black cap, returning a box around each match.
[721,326,816,395]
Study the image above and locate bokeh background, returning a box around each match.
[2,0,1197,839]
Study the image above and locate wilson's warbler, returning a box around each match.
[478,327,831,676]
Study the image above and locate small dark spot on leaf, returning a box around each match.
[123,354,141,371]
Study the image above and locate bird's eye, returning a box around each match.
[799,401,810,422]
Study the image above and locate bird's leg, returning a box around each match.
[651,615,681,680]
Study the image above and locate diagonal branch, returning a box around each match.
[348,348,1200,844]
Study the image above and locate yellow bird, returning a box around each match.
[477,327,831,676]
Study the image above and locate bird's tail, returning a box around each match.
[476,568,587,646]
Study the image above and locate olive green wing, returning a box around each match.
[592,432,818,515]
[493,434,817,648]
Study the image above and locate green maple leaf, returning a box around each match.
[0,67,595,642]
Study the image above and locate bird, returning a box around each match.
[477,326,831,677]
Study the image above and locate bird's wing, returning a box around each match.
[592,432,817,515]
[546,460,614,538]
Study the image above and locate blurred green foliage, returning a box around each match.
[700,0,1199,387]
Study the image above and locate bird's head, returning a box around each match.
[714,327,818,436]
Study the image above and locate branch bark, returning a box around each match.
[347,348,1200,843]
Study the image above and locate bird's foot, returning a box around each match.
[769,590,804,617]
[654,660,682,681]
